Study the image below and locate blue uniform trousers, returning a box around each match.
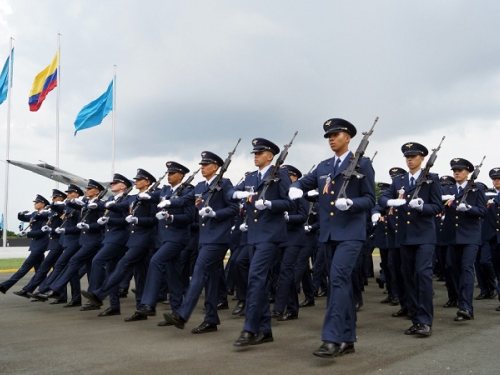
[352,251,364,306]
[95,246,151,309]
[313,243,328,294]
[476,242,497,295]
[321,240,364,344]
[50,243,101,294]
[387,248,407,308]
[234,244,251,302]
[296,244,315,303]
[225,246,242,293]
[444,247,459,301]
[24,244,64,293]
[39,244,81,294]
[379,248,394,297]
[88,243,127,310]
[448,244,478,315]
[140,241,185,310]
[400,244,435,326]
[0,249,44,291]
[243,242,279,334]
[177,244,228,325]
[273,245,302,315]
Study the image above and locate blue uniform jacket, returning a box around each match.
[284,197,308,247]
[482,191,500,243]
[150,185,196,246]
[304,202,320,248]
[229,168,293,245]
[441,183,486,246]
[18,211,49,252]
[379,172,443,246]
[291,153,375,243]
[99,195,132,246]
[67,199,104,247]
[59,205,81,248]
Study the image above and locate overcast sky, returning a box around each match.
[1,1,500,232]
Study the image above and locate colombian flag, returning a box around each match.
[28,52,58,111]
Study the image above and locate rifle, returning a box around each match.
[411,136,445,200]
[103,185,134,218]
[158,167,201,216]
[80,186,110,223]
[131,171,168,215]
[259,131,298,201]
[337,117,379,200]
[371,151,378,163]
[203,138,241,210]
[459,155,486,206]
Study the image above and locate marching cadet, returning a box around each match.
[441,158,486,321]
[0,194,50,294]
[14,189,66,298]
[85,174,133,317]
[37,180,106,301]
[229,138,293,346]
[134,162,196,321]
[30,184,85,306]
[480,168,500,311]
[289,118,375,357]
[271,165,308,321]
[161,152,239,332]
[82,169,158,321]
[379,142,443,337]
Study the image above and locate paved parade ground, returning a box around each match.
[1,262,499,375]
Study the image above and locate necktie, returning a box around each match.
[257,172,262,184]
[410,177,415,188]
[458,186,463,195]
[334,158,341,175]
[205,182,209,189]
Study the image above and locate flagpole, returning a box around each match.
[55,33,61,188]
[3,38,14,248]
[111,65,116,178]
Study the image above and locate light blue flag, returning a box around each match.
[0,48,14,106]
[0,214,4,231]
[74,80,113,135]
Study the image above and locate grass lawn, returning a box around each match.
[0,258,26,270]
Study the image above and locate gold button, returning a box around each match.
[330,212,334,216]
[254,192,258,195]
[330,202,334,205]
[202,223,205,227]
[107,229,109,232]
[131,230,135,233]
[407,195,410,198]
[407,221,410,224]
[407,212,410,216]
[331,191,334,195]
[497,229,499,232]
[455,216,459,219]
[395,216,398,219]
[165,225,168,228]
[254,219,258,222]
[395,223,398,226]
[201,199,204,202]
[50,237,52,239]
[132,223,135,226]
[254,210,257,213]
[455,224,459,227]
[395,230,398,233]
[456,200,459,204]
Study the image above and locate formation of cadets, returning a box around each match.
[1,117,500,358]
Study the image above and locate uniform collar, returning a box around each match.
[456,181,468,190]
[258,164,272,177]
[206,175,217,185]
[334,150,350,165]
[409,169,422,182]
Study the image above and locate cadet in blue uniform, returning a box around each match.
[0,195,50,294]
[39,180,106,301]
[272,165,308,321]
[442,158,486,321]
[289,118,375,357]
[15,190,67,299]
[135,162,196,320]
[30,184,85,306]
[379,142,443,337]
[162,152,239,332]
[83,169,158,321]
[228,138,293,346]
[85,174,133,317]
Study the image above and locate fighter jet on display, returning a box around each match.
[7,160,113,195]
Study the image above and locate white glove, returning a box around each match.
[239,223,248,232]
[87,202,98,210]
[233,191,253,200]
[55,227,65,234]
[409,198,424,211]
[77,222,89,230]
[442,194,455,201]
[200,206,216,218]
[387,199,406,207]
[156,211,169,220]
[19,230,27,237]
[288,187,304,200]
[73,197,86,206]
[307,190,319,197]
[255,199,272,210]
[488,198,495,205]
[105,200,116,208]
[304,225,312,233]
[138,192,151,200]
[97,217,109,225]
[457,203,471,212]
[284,211,289,221]
[53,201,65,206]
[157,199,171,209]
[335,198,353,211]
[41,225,52,233]
[40,208,51,214]
[371,213,381,224]
[125,215,138,224]
[20,210,30,215]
